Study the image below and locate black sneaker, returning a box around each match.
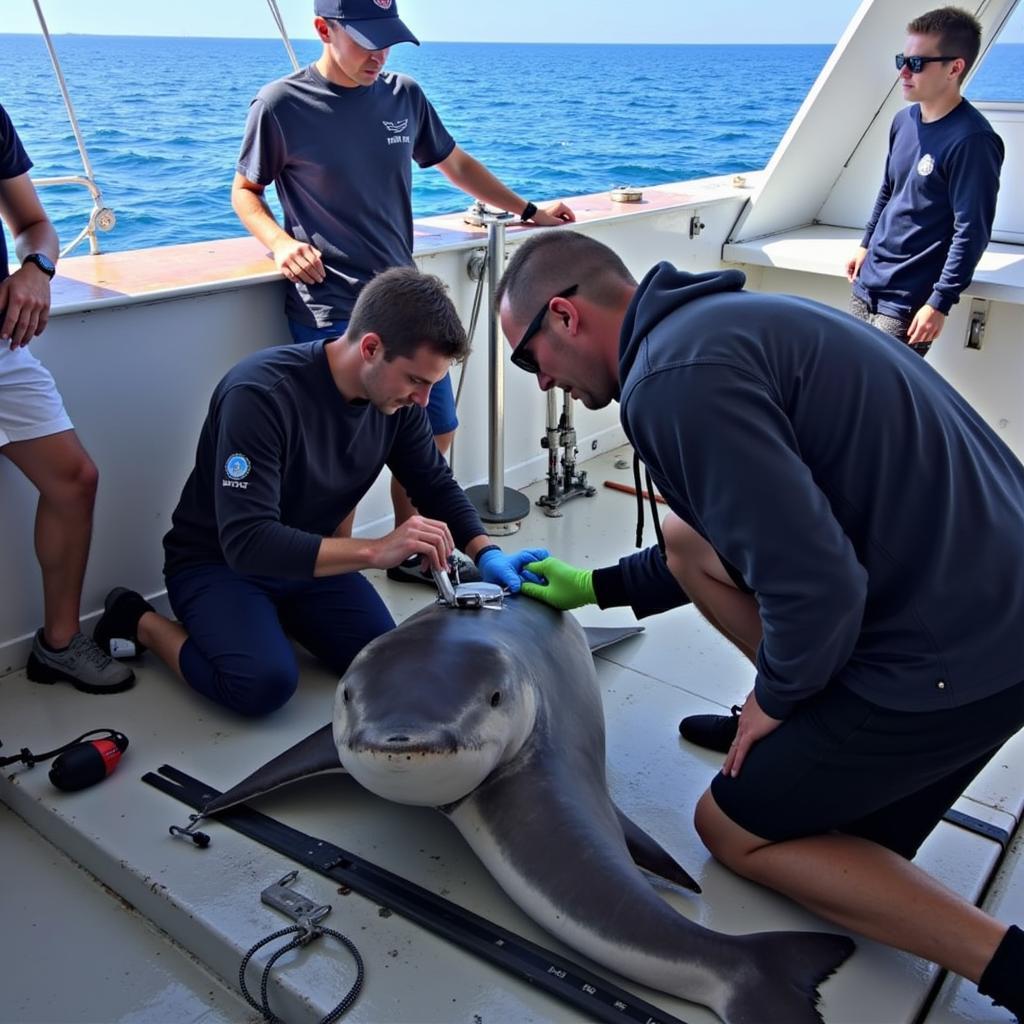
[385,552,481,587]
[93,587,155,658]
[26,630,135,694]
[678,704,742,753]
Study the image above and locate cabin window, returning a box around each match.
[967,4,1024,103]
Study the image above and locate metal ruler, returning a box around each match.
[143,764,689,1024]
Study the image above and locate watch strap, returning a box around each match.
[23,253,56,279]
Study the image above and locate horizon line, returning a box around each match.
[0,32,844,45]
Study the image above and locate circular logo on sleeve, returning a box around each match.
[225,453,251,480]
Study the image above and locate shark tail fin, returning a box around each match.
[722,930,855,1024]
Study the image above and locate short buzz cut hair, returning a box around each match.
[908,6,983,80]
[347,266,470,363]
[495,231,637,320]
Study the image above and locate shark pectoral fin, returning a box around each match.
[581,624,644,653]
[202,723,343,816]
[614,805,702,893]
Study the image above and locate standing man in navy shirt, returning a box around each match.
[231,0,573,584]
[846,6,1003,356]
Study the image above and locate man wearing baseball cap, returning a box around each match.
[315,0,420,50]
[232,0,575,586]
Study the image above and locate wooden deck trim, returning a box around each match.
[47,174,757,316]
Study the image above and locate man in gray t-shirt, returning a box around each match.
[232,0,574,582]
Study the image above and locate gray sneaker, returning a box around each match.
[26,630,135,694]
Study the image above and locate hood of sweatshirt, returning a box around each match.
[618,262,746,388]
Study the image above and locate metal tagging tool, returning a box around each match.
[240,871,364,1022]
[431,560,504,611]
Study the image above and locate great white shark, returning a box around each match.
[202,596,854,1023]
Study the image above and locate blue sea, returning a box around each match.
[1,34,1021,255]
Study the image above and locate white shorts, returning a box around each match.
[0,345,73,447]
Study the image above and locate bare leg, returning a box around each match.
[391,430,454,528]
[3,431,98,648]
[695,789,1008,982]
[661,513,761,662]
[135,611,189,680]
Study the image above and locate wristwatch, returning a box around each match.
[22,253,56,279]
[520,201,538,223]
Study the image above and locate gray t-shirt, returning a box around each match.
[237,66,456,327]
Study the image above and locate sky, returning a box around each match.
[6,0,865,45]
[5,0,1022,45]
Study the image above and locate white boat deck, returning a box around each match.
[2,447,1022,1024]
[723,224,1024,305]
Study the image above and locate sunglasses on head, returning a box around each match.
[895,53,957,73]
[509,284,579,375]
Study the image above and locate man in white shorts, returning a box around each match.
[1,101,132,693]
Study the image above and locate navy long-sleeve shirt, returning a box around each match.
[616,263,1024,719]
[164,340,483,579]
[854,101,1003,317]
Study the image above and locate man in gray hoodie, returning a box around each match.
[497,229,1024,1018]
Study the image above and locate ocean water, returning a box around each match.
[0,34,1021,255]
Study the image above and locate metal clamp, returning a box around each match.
[261,870,331,942]
[241,871,364,1021]
[462,200,516,227]
[453,582,505,610]
[430,566,458,607]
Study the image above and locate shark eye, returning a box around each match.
[490,691,502,707]
[343,687,352,703]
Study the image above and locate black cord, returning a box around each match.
[239,924,364,1024]
[0,729,125,768]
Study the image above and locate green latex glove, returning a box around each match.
[520,556,596,611]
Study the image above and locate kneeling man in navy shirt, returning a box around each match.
[94,268,540,716]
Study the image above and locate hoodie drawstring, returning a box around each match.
[631,451,665,554]
[632,451,645,549]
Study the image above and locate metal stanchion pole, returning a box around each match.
[464,211,531,535]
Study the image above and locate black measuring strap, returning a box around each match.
[143,764,689,1024]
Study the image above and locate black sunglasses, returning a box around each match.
[509,284,579,374]
[895,53,957,73]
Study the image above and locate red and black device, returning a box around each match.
[0,729,129,792]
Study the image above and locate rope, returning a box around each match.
[239,923,364,1024]
[0,729,124,768]
[266,0,302,72]
[32,0,113,254]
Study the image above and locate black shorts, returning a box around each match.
[711,677,1024,859]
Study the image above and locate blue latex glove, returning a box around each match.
[477,547,550,593]
[506,547,550,585]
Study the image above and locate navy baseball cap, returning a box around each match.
[314,0,420,49]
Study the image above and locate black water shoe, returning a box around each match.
[93,587,155,658]
[678,705,742,753]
